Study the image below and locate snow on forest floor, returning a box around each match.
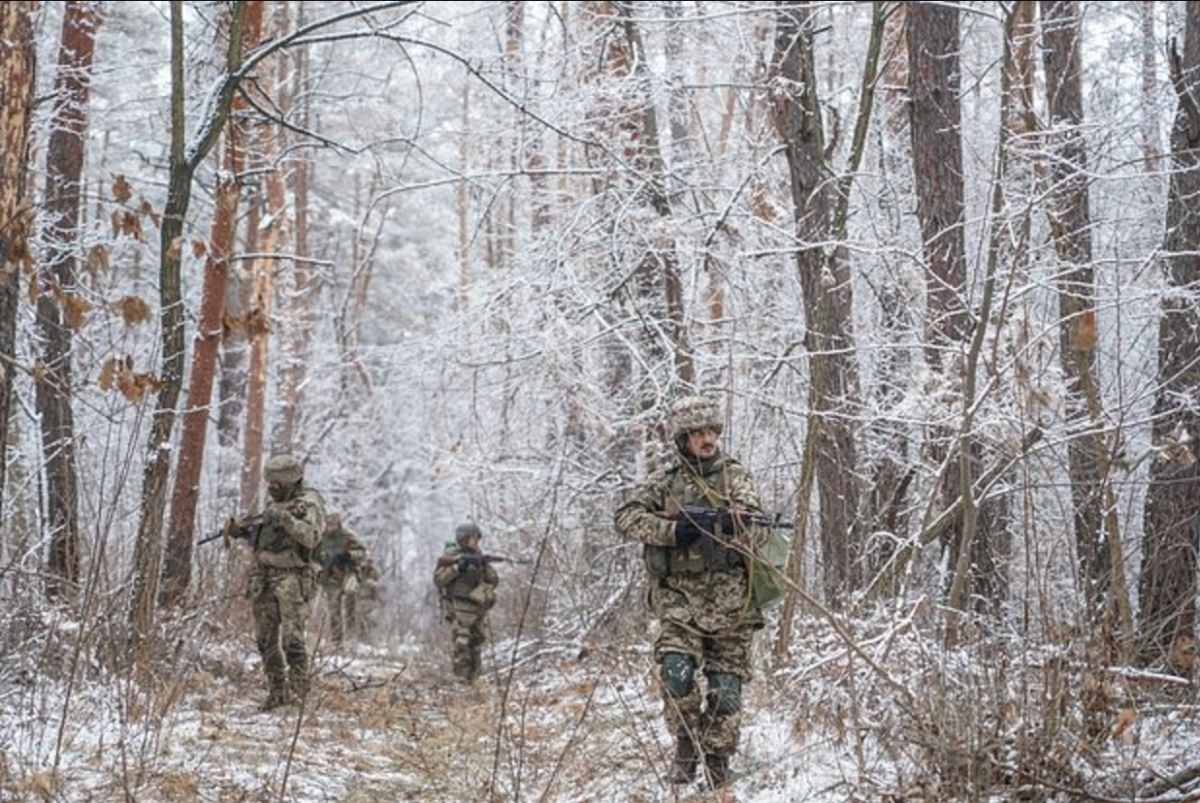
[5,623,1200,802]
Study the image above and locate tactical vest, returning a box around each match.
[256,508,314,569]
[442,545,486,602]
[644,458,744,578]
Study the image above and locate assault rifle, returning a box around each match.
[657,505,793,566]
[199,514,265,548]
[436,553,532,571]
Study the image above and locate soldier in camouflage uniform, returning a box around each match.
[250,454,327,711]
[614,395,767,789]
[314,513,374,647]
[432,522,499,684]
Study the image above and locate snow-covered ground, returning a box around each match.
[4,618,1200,802]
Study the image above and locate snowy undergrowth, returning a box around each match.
[3,611,1200,803]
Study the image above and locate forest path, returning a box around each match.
[178,637,746,802]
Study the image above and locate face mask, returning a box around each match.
[268,484,292,502]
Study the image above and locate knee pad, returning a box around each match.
[661,653,695,699]
[706,673,742,716]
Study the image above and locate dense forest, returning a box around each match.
[3,2,1200,801]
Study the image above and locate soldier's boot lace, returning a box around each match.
[668,734,698,784]
[704,754,732,789]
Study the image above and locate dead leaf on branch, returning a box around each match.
[85,244,109,276]
[166,236,184,262]
[61,292,93,329]
[111,295,153,327]
[112,174,132,204]
[98,355,162,403]
[192,239,207,259]
[139,198,160,229]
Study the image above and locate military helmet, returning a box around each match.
[455,521,482,546]
[264,453,304,486]
[667,395,723,442]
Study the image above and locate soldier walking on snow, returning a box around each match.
[433,522,499,684]
[614,395,769,789]
[249,454,327,711]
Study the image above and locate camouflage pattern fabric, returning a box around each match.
[614,449,764,759]
[433,544,499,683]
[251,483,326,705]
[314,526,372,645]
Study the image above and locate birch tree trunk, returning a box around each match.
[38,0,100,600]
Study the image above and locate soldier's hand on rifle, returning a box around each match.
[456,556,471,574]
[673,516,704,548]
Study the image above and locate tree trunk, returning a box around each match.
[160,0,265,609]
[1040,0,1133,659]
[1138,1,1200,667]
[240,19,288,512]
[130,0,247,644]
[38,0,99,600]
[770,0,862,605]
[0,1,38,520]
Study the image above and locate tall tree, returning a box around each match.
[0,1,38,518]
[160,0,266,609]
[1138,0,1200,666]
[130,0,248,642]
[239,3,288,511]
[906,0,1011,623]
[37,0,101,600]
[1040,0,1132,658]
[770,0,863,605]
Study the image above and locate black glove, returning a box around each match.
[716,508,738,533]
[673,516,705,549]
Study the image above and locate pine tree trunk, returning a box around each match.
[161,0,265,609]
[38,0,99,600]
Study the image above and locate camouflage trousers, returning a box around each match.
[655,618,755,758]
[251,565,315,699]
[321,584,360,646]
[447,612,489,683]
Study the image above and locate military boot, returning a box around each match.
[668,733,698,784]
[704,754,732,789]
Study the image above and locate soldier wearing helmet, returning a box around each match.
[314,512,377,648]
[250,453,327,710]
[614,394,766,790]
[433,521,499,684]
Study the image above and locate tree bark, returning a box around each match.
[770,0,862,606]
[130,1,248,644]
[1040,0,1133,660]
[0,1,38,521]
[1138,1,1200,667]
[38,0,99,600]
[160,0,265,609]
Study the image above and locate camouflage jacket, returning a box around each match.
[256,486,327,570]
[433,543,499,614]
[314,527,369,587]
[614,450,766,630]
